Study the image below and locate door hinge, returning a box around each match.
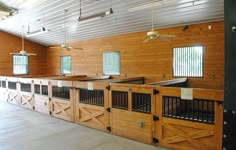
[153,138,159,143]
[49,97,52,101]
[106,108,111,112]
[153,115,159,121]
[106,126,111,132]
[153,89,159,95]
[106,86,110,91]
[49,111,52,115]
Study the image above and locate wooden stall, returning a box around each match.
[18,78,34,110]
[74,77,144,132]
[154,87,223,150]
[33,78,51,115]
[50,79,74,122]
[6,77,19,105]
[108,80,223,149]
[0,76,8,102]
[109,83,155,144]
[47,75,95,121]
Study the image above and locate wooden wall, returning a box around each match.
[0,31,47,76]
[46,21,224,89]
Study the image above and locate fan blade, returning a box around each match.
[72,47,83,50]
[10,53,20,55]
[143,37,151,43]
[27,53,37,56]
[159,34,176,38]
[50,46,60,49]
[67,46,83,50]
[159,36,171,42]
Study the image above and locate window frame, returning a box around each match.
[172,45,204,78]
[102,51,120,76]
[12,54,29,76]
[60,55,72,75]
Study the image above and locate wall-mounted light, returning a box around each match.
[0,1,18,21]
[182,25,189,31]
[26,27,49,37]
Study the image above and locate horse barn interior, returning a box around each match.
[0,0,235,150]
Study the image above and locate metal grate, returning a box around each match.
[162,96,215,124]
[173,46,203,77]
[103,52,120,75]
[8,81,17,90]
[79,89,104,106]
[34,84,40,94]
[12,55,28,75]
[132,93,151,114]
[60,56,71,74]
[52,86,70,100]
[20,83,31,92]
[112,91,128,110]
[42,85,48,96]
[2,81,6,88]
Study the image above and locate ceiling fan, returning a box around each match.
[50,9,83,51]
[10,26,37,56]
[143,0,176,43]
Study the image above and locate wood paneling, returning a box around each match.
[46,21,224,89]
[0,31,47,76]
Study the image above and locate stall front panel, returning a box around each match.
[34,79,50,115]
[109,84,155,144]
[155,87,223,150]
[0,77,8,102]
[50,80,74,122]
[74,81,110,131]
[6,77,19,105]
[18,78,34,110]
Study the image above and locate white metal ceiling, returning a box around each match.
[0,0,224,46]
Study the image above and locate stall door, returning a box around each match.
[110,84,155,144]
[19,82,34,110]
[34,83,50,115]
[50,81,74,122]
[7,81,19,105]
[0,80,8,102]
[155,87,223,150]
[74,82,109,131]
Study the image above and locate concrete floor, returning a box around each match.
[0,101,168,150]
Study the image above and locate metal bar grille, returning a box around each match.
[79,88,104,106]
[13,55,28,75]
[42,85,48,96]
[112,91,128,110]
[132,93,151,114]
[8,82,17,90]
[162,96,215,124]
[34,84,40,94]
[20,83,31,92]
[2,81,6,88]
[173,46,203,77]
[52,86,70,100]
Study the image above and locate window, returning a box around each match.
[13,55,28,75]
[103,51,120,75]
[60,56,71,74]
[173,46,203,77]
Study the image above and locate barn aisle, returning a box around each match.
[0,101,168,150]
